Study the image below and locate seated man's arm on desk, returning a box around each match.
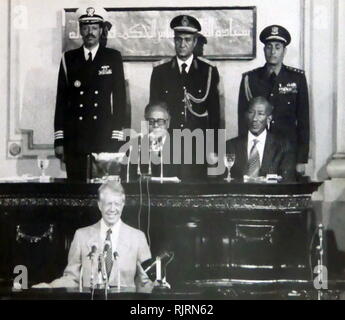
[33,230,82,288]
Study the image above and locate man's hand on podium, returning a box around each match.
[296,164,306,175]
[136,262,154,293]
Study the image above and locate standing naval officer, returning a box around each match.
[238,25,310,174]
[149,15,221,164]
[54,7,128,181]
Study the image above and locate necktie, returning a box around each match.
[181,63,188,84]
[105,229,113,279]
[246,139,260,178]
[269,72,276,93]
[269,72,276,83]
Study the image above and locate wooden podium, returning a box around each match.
[0,179,321,288]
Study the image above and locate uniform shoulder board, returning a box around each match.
[197,56,216,67]
[242,67,261,77]
[286,66,305,74]
[153,58,172,68]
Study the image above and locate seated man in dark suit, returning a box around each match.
[126,101,206,180]
[227,96,296,181]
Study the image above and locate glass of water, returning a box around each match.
[224,154,235,182]
[37,157,49,178]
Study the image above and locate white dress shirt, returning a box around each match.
[247,129,267,166]
[83,43,100,61]
[177,54,194,74]
[100,218,122,255]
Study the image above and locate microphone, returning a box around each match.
[88,245,97,291]
[127,145,132,182]
[113,251,119,260]
[149,133,162,152]
[103,240,111,257]
[87,245,97,259]
[141,251,174,282]
[137,133,142,176]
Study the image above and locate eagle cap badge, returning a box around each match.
[86,7,95,17]
[271,26,279,35]
[181,16,189,26]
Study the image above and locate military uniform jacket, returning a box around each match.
[149,56,220,132]
[238,64,310,163]
[54,46,128,154]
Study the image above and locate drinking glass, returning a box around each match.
[224,153,235,182]
[37,157,49,178]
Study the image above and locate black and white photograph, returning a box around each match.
[0,0,344,304]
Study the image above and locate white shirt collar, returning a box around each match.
[247,129,267,165]
[83,43,100,61]
[177,54,194,74]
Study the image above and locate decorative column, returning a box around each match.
[304,0,344,201]
[324,0,345,201]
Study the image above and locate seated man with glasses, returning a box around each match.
[126,101,206,180]
[126,102,179,179]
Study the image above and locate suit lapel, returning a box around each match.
[108,222,131,285]
[116,223,131,259]
[72,47,88,79]
[170,57,180,76]
[86,221,102,254]
[236,135,248,176]
[84,46,104,83]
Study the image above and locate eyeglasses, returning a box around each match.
[146,118,168,126]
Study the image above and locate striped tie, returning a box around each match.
[246,139,260,177]
[105,229,113,279]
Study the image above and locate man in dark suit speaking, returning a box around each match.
[227,97,296,181]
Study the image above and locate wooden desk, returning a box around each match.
[0,180,321,287]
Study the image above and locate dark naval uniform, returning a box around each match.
[150,56,220,133]
[238,64,310,164]
[54,45,128,179]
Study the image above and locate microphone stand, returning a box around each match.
[148,140,152,176]
[97,254,104,289]
[126,145,132,183]
[96,253,108,300]
[160,145,163,183]
[137,134,142,176]
[317,224,324,300]
[148,152,152,176]
[114,252,120,293]
[88,246,97,300]
[102,251,109,301]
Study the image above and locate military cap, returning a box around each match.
[260,25,291,46]
[76,6,107,24]
[170,15,201,33]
